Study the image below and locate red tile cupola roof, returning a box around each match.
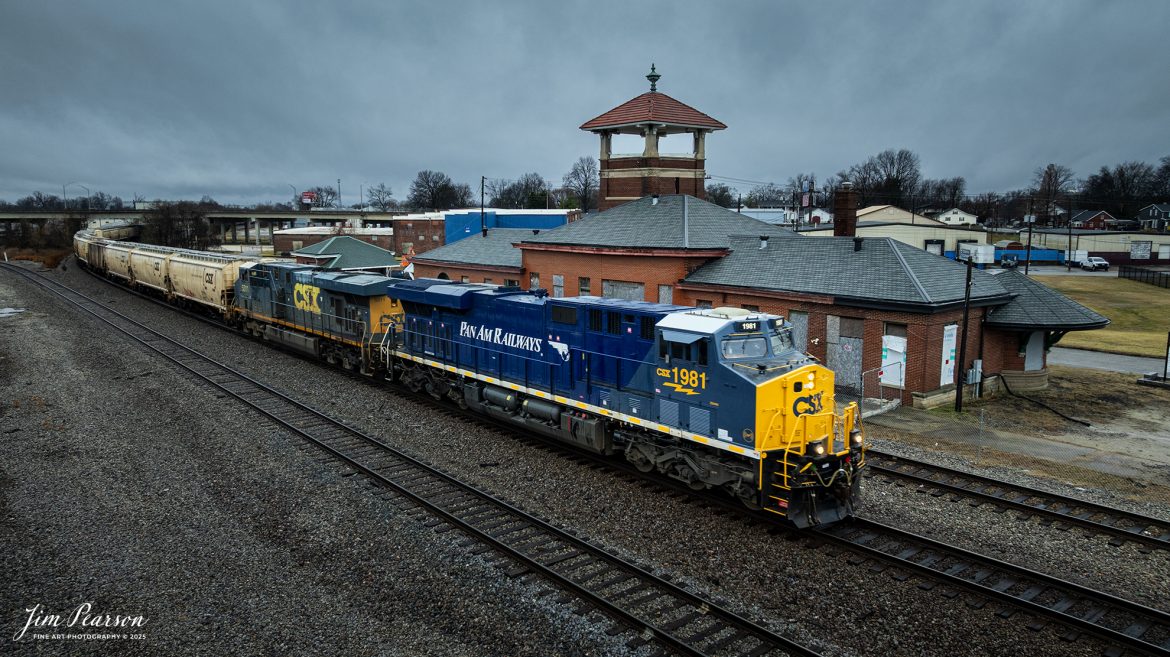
[579,91,727,132]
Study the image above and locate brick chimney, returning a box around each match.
[833,181,858,237]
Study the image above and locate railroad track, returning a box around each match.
[865,450,1170,552]
[818,518,1170,656]
[34,262,1170,656]
[3,262,822,657]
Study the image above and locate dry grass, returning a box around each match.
[2,248,72,269]
[1038,275,1170,357]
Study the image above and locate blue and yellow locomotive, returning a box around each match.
[382,278,866,527]
[74,230,866,526]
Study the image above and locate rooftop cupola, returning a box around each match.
[580,65,726,210]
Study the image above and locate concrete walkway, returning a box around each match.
[1049,346,1167,375]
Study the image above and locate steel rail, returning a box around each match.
[3,262,820,657]
[866,450,1170,552]
[817,518,1170,656]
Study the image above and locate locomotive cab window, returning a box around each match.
[769,327,795,354]
[722,337,768,360]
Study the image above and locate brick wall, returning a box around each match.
[521,250,717,300]
[391,218,446,255]
[674,285,1005,403]
[599,156,706,210]
[412,261,523,286]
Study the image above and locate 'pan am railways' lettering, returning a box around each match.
[459,321,543,354]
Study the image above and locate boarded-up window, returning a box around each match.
[579,277,591,295]
[602,279,644,301]
[529,273,539,289]
[839,317,865,338]
[552,274,564,298]
[696,299,713,309]
[658,284,673,304]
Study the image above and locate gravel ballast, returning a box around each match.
[1,266,644,657]
[14,259,1167,656]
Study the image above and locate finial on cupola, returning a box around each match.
[646,63,661,92]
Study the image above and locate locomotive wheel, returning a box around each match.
[627,449,654,473]
[734,485,762,511]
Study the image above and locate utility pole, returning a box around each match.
[1066,188,1076,271]
[480,176,487,238]
[1024,199,1035,275]
[954,254,974,413]
[337,179,342,209]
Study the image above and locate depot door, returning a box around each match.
[827,316,864,394]
[1024,331,1045,371]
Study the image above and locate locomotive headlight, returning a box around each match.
[808,439,826,456]
[851,429,864,447]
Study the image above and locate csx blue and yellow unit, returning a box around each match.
[78,237,864,527]
[232,262,403,372]
[383,278,865,527]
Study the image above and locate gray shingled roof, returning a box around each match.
[984,270,1109,330]
[410,228,526,268]
[519,195,796,249]
[292,235,398,269]
[684,236,1013,309]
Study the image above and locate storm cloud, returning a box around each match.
[1,0,1166,205]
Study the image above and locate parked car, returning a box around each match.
[1000,254,1019,269]
[1081,256,1110,271]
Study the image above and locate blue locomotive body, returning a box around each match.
[386,279,865,525]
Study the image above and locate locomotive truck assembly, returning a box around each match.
[73,230,867,527]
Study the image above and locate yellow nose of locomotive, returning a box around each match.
[753,364,865,525]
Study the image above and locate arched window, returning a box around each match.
[437,272,450,280]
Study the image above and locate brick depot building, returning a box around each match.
[413,68,1107,405]
[413,193,1106,405]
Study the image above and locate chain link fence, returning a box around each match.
[836,363,903,418]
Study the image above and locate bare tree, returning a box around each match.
[705,182,737,208]
[1112,161,1156,217]
[491,173,550,208]
[366,183,396,211]
[139,202,219,250]
[309,186,338,208]
[561,156,599,211]
[745,183,787,207]
[1031,163,1075,224]
[407,171,472,210]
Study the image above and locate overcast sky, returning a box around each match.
[1,0,1167,206]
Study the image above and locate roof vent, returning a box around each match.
[652,194,659,206]
[853,237,864,252]
[532,229,540,235]
[759,235,769,250]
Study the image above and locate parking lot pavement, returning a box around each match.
[1022,264,1118,277]
[1048,346,1166,374]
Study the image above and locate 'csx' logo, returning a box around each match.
[293,283,321,313]
[792,392,823,417]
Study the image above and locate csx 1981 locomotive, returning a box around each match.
[75,232,866,527]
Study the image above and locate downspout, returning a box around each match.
[683,194,689,249]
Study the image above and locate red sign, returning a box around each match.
[300,191,317,204]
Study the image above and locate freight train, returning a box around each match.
[74,231,866,527]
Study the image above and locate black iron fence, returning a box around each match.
[1119,265,1170,288]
